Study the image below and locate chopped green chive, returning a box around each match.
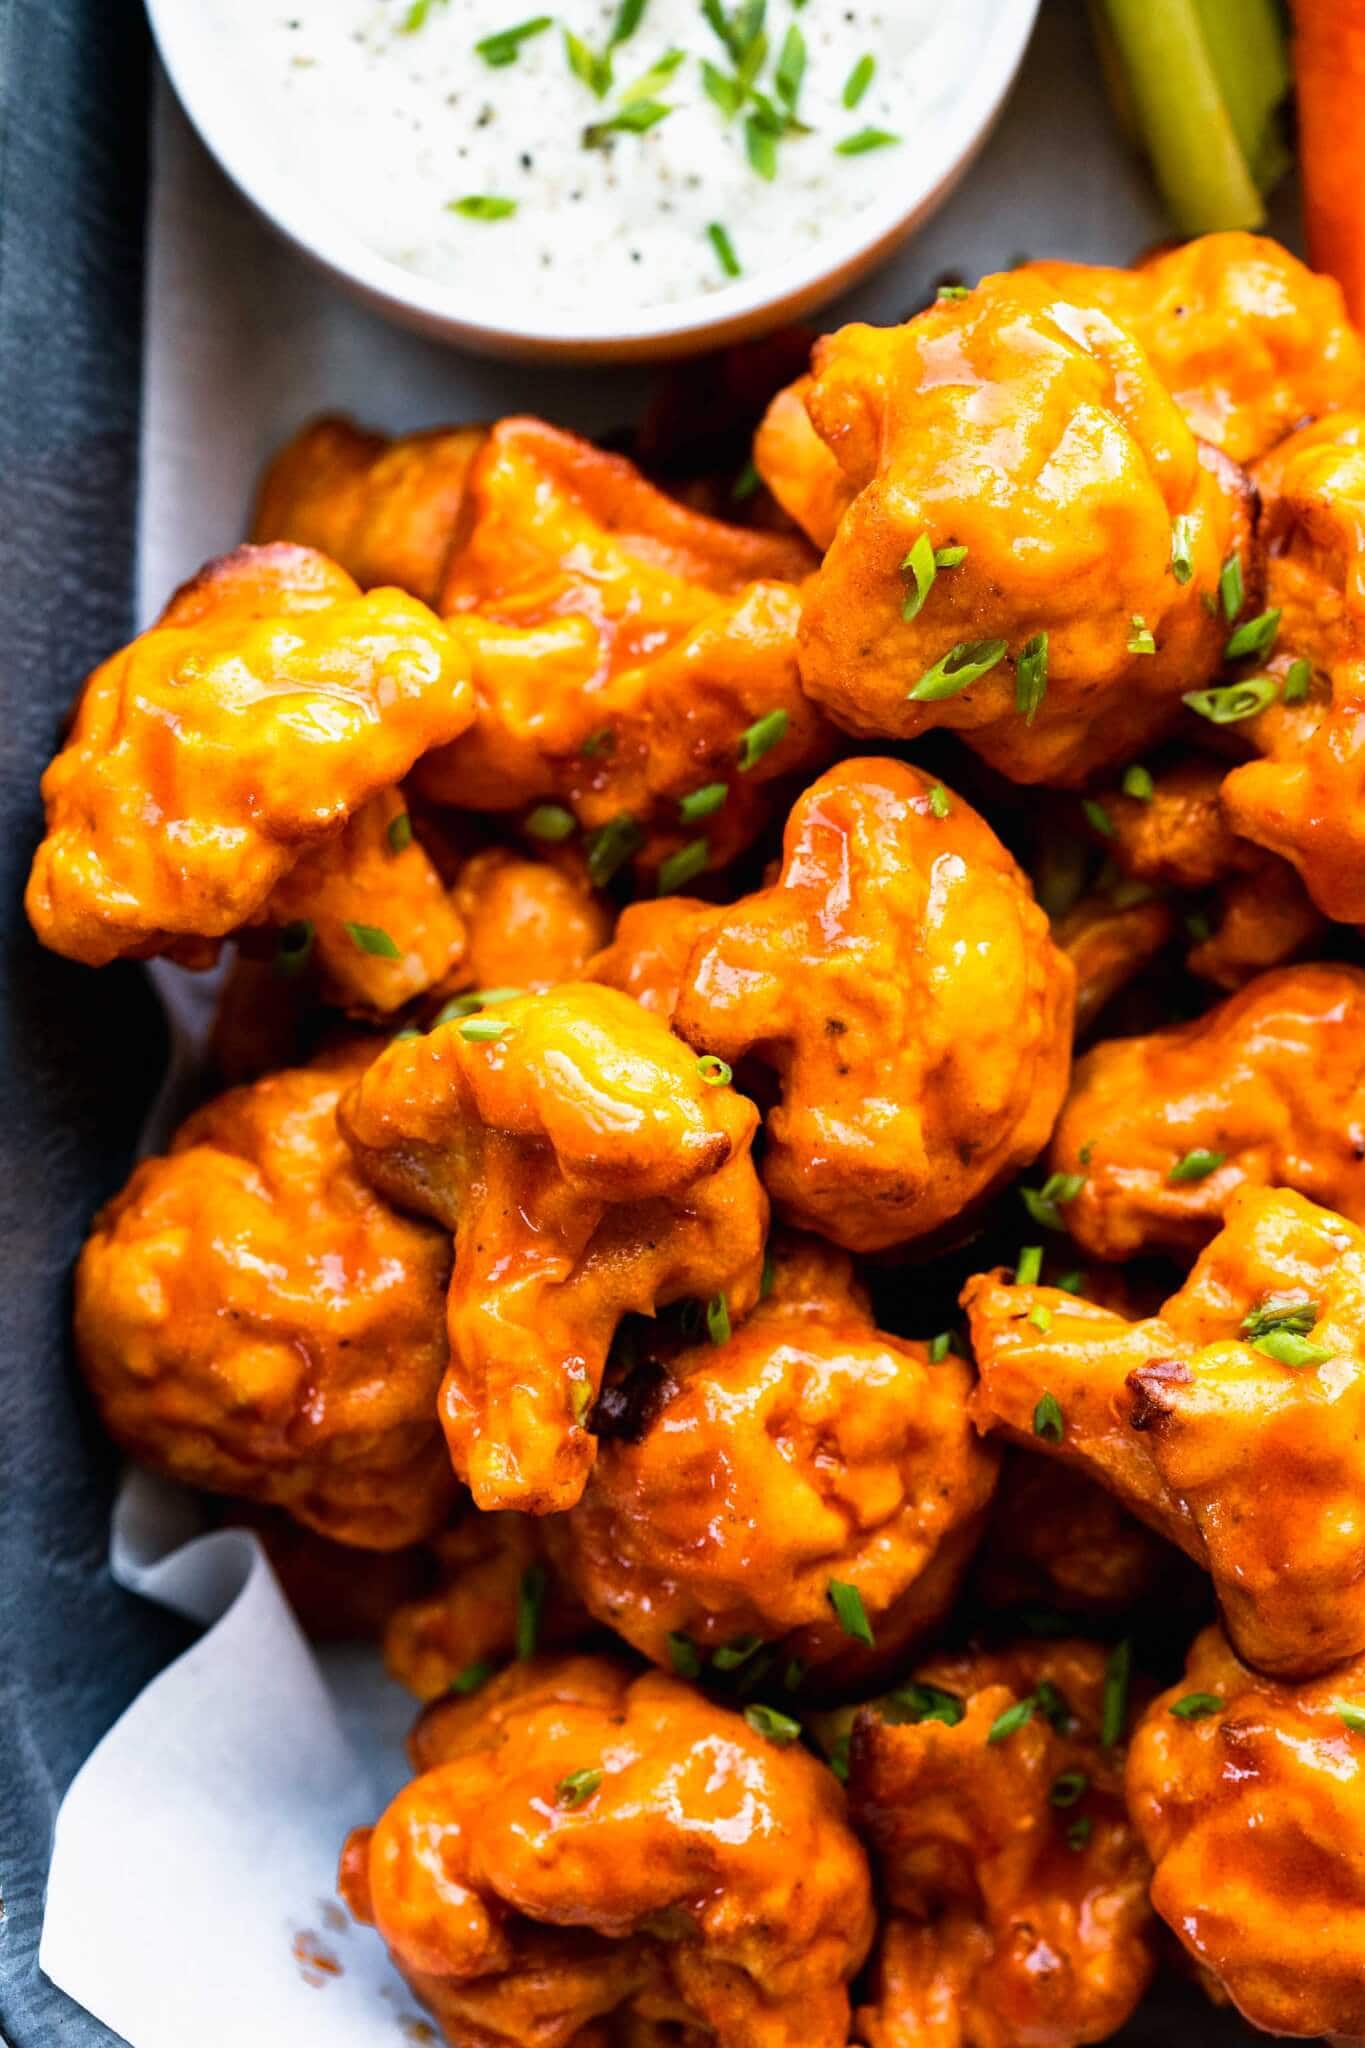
[390,1026,423,1042]
[564,26,612,95]
[1033,1391,1064,1444]
[570,1373,594,1422]
[1036,1680,1073,1731]
[928,1331,952,1362]
[1121,764,1154,802]
[745,112,778,179]
[475,16,552,65]
[909,638,1008,702]
[828,1732,850,1782]
[1015,632,1048,723]
[884,1681,966,1727]
[1167,1148,1225,1183]
[1252,1329,1334,1369]
[1170,514,1195,584]
[449,195,519,220]
[581,727,615,757]
[657,839,710,895]
[745,1703,801,1745]
[1282,657,1311,705]
[843,52,876,107]
[707,221,741,277]
[731,457,760,501]
[706,1291,731,1345]
[1127,615,1156,655]
[987,1697,1036,1744]
[1029,1305,1053,1334]
[435,987,523,1026]
[1170,1692,1223,1721]
[1020,1171,1085,1232]
[1224,609,1280,662]
[458,1016,511,1042]
[667,1631,702,1679]
[928,783,950,819]
[934,543,968,567]
[585,99,674,146]
[1082,798,1115,838]
[1337,1702,1365,1733]
[936,282,970,299]
[525,803,577,842]
[1185,910,1213,942]
[828,1580,875,1649]
[1056,1269,1083,1295]
[1241,1293,1318,1342]
[835,126,900,154]
[1016,1244,1043,1286]
[1220,551,1244,622]
[1049,1768,1089,1807]
[701,57,744,118]
[900,532,938,622]
[585,812,642,886]
[401,0,446,30]
[783,1658,805,1692]
[516,1562,547,1659]
[609,0,648,42]
[556,1766,603,1807]
[387,811,413,853]
[275,919,315,978]
[1101,1640,1132,1749]
[697,1053,732,1087]
[738,708,789,769]
[713,1633,763,1671]
[448,1659,494,1695]
[1067,1816,1093,1850]
[346,922,401,959]
[774,24,806,111]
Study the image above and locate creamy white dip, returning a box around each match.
[208,0,981,315]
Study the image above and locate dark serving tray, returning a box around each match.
[0,2,1311,2040]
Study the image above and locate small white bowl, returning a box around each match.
[145,0,1041,363]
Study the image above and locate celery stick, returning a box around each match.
[1095,0,1266,234]
[1192,0,1290,192]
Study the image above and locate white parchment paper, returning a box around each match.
[37,10,1300,2042]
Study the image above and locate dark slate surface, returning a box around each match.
[0,2,186,2042]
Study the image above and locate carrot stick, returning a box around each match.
[1291,1,1365,325]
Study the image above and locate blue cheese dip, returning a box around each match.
[223,1,980,314]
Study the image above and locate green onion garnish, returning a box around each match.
[828,1580,875,1649]
[475,16,552,65]
[448,1660,494,1695]
[936,282,970,299]
[1033,1391,1064,1443]
[1241,1293,1318,1342]
[909,638,1008,701]
[1067,1816,1093,1851]
[681,782,728,824]
[843,52,876,107]
[1029,1305,1053,1334]
[900,532,938,622]
[745,113,778,179]
[1121,764,1154,801]
[928,1331,952,1362]
[275,919,315,978]
[525,803,576,842]
[987,1697,1036,1744]
[1220,551,1244,621]
[1167,1148,1225,1182]
[556,1767,603,1807]
[1338,1703,1365,1733]
[1127,615,1156,655]
[657,839,709,895]
[745,1703,801,1745]
[1224,608,1280,661]
[697,1054,732,1086]
[387,811,413,853]
[1170,514,1195,584]
[738,708,788,769]
[835,127,901,154]
[1282,657,1311,705]
[928,783,950,820]
[585,99,674,146]
[667,1631,701,1678]
[774,24,806,112]
[516,1562,547,1659]
[1015,632,1048,723]
[1082,798,1115,838]
[707,221,741,277]
[1049,1768,1089,1806]
[585,812,642,886]
[713,1633,762,1671]
[1252,1329,1333,1369]
[448,195,519,220]
[458,1017,511,1042]
[706,1292,731,1345]
[1016,1244,1043,1285]
[1169,1692,1223,1720]
[1183,675,1279,723]
[564,26,612,95]
[346,922,401,959]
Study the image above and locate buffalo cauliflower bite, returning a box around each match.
[413,419,829,880]
[1127,1622,1365,2040]
[1217,411,1365,921]
[552,1234,997,1686]
[1021,232,1365,463]
[339,1655,875,2048]
[74,1045,454,1549]
[25,544,473,971]
[971,1454,1177,1619]
[251,414,487,606]
[966,1185,1365,1676]
[585,896,722,1020]
[1085,754,1323,990]
[788,273,1249,785]
[1050,964,1365,1261]
[448,846,612,996]
[384,1508,587,1701]
[848,1641,1155,2048]
[670,759,1074,1254]
[1052,890,1174,1040]
[338,984,767,1514]
[753,371,857,549]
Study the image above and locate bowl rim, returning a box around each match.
[144,0,1042,349]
